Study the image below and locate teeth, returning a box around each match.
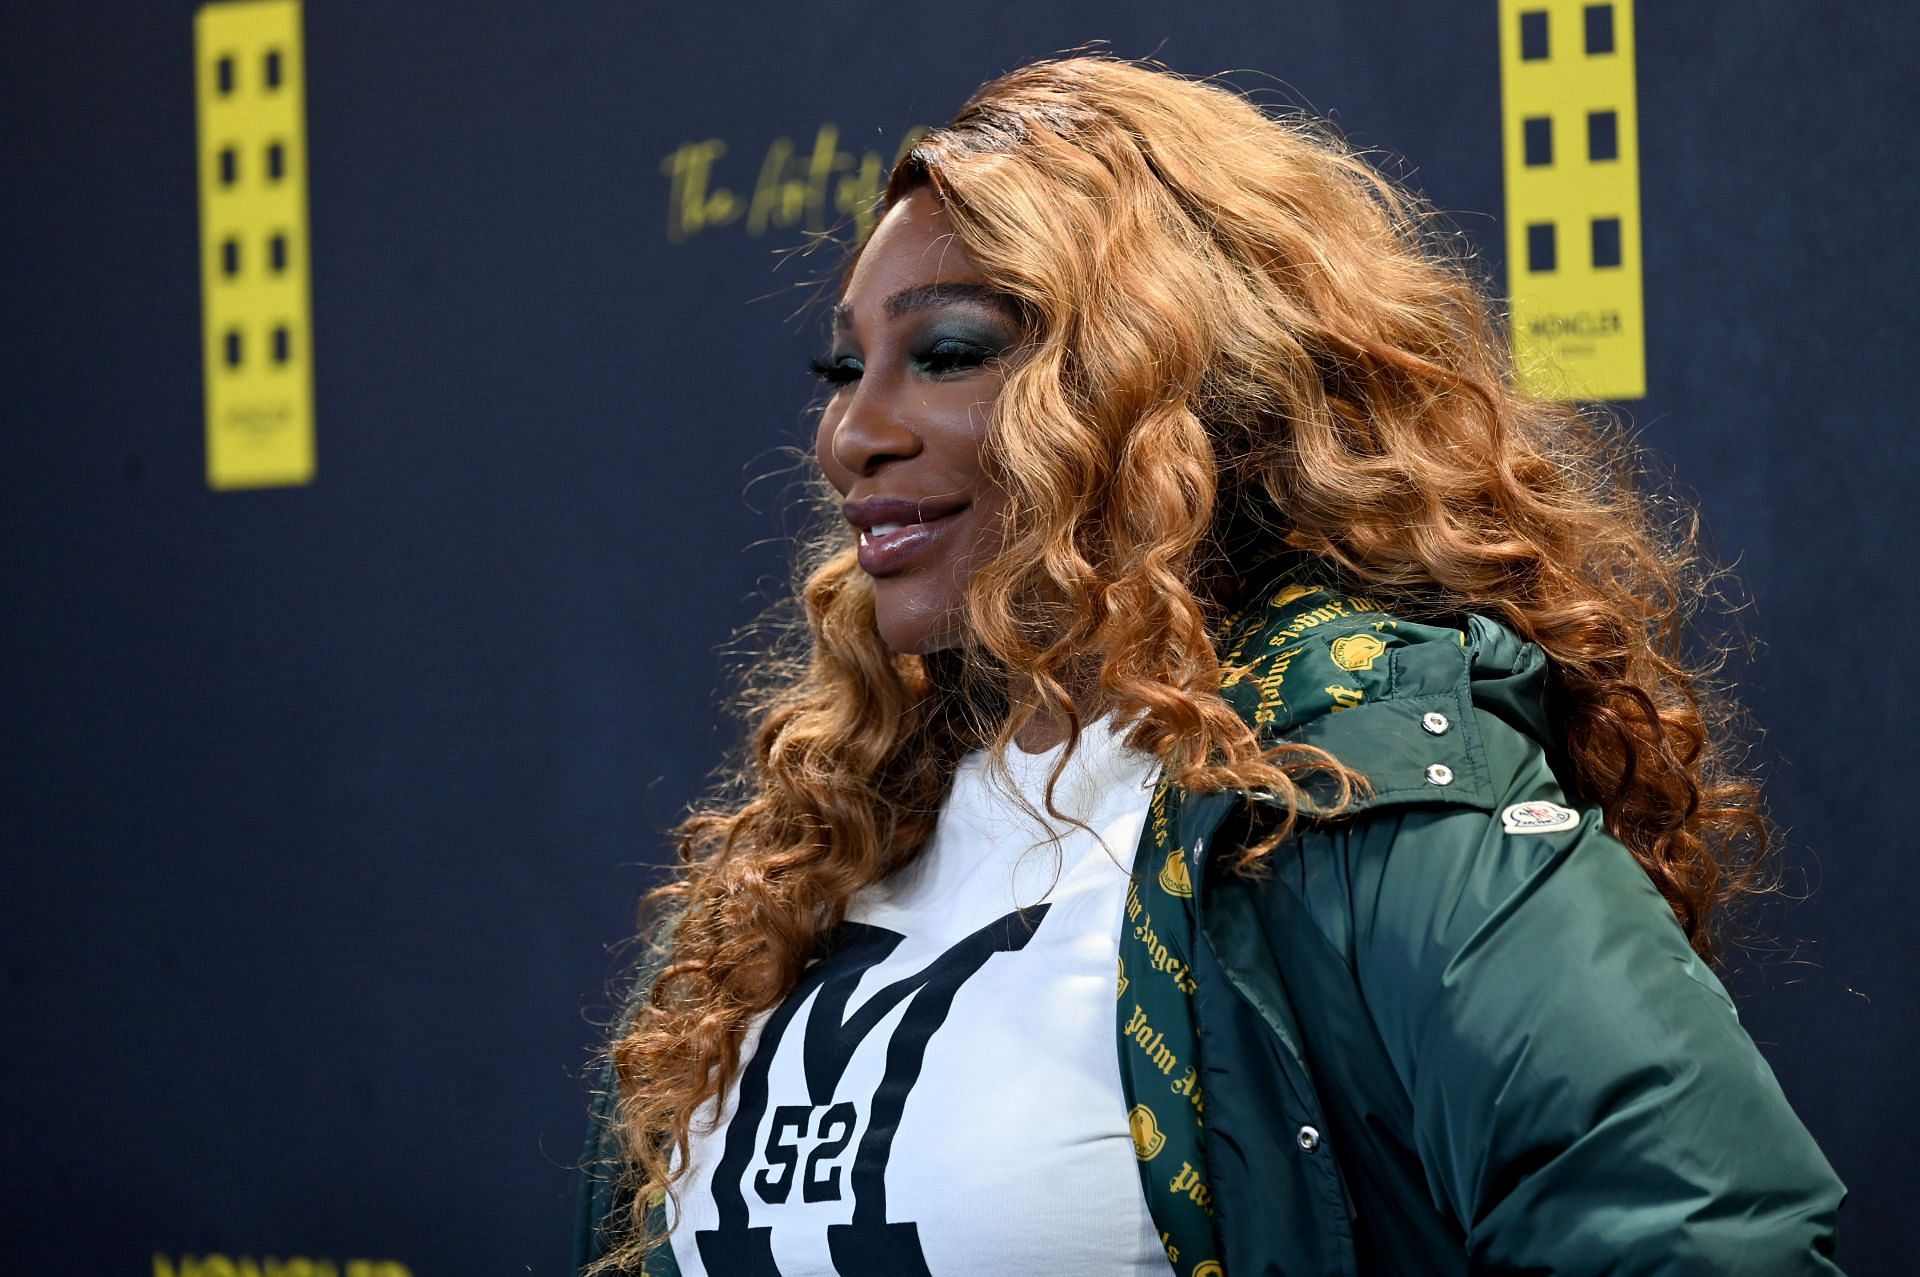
[869,522,906,536]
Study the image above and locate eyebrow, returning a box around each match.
[831,282,1022,332]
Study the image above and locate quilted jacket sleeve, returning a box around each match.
[1336,714,1847,1274]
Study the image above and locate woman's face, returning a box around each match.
[813,186,1027,655]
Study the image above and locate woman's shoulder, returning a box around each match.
[1205,577,1847,1269]
[1207,570,1637,962]
[1214,570,1551,819]
[1213,572,1623,937]
[1212,575,1737,1100]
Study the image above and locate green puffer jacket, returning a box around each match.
[575,575,1847,1275]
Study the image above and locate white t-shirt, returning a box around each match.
[664,712,1171,1276]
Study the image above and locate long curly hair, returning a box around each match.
[589,53,1772,1270]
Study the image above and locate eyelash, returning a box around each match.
[807,343,990,389]
[807,357,860,387]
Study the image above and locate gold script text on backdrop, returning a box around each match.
[153,1255,410,1277]
[660,124,927,244]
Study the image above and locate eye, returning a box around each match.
[807,355,861,389]
[917,339,993,376]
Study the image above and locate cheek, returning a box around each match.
[870,494,1010,654]
[813,410,843,489]
[953,483,1011,568]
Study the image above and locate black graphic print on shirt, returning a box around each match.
[693,904,1050,1277]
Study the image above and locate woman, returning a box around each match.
[577,55,1846,1276]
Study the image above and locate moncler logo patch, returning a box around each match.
[1158,846,1194,898]
[1329,632,1387,671]
[1129,1103,1166,1160]
[1500,800,1581,834]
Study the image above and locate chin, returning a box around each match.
[873,601,962,657]
[876,624,943,657]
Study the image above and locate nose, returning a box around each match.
[819,377,922,482]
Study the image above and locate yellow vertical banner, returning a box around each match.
[1498,0,1646,400]
[194,0,315,488]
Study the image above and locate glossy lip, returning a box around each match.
[844,493,971,577]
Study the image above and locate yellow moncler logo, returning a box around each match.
[1129,1103,1167,1160]
[1193,1263,1225,1277]
[1330,632,1387,671]
[1158,847,1194,898]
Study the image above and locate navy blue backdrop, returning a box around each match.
[3,3,1913,1273]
